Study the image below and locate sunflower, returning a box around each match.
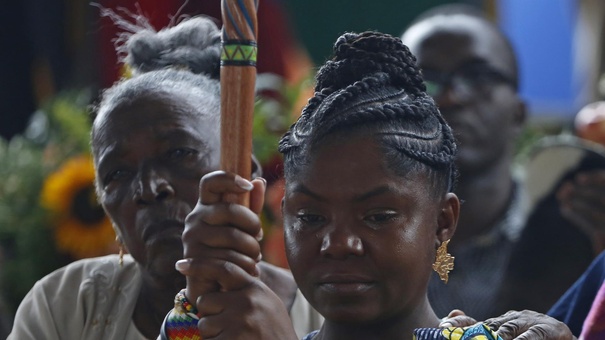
[41,154,116,259]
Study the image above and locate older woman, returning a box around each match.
[8,16,319,340]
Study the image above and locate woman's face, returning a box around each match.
[92,92,220,285]
[283,132,455,324]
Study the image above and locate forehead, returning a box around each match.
[403,15,515,77]
[92,93,217,154]
[286,133,427,198]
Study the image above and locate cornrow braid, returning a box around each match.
[279,31,458,194]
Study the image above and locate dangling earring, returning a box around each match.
[433,239,454,283]
[116,236,124,268]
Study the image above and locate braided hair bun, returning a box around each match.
[316,31,426,96]
[279,31,458,193]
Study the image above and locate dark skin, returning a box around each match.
[284,133,458,340]
[92,91,296,338]
[403,17,525,247]
[182,130,460,340]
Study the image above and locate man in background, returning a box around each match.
[403,4,605,320]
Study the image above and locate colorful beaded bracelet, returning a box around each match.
[161,289,201,340]
[414,323,502,340]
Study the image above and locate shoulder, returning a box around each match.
[29,254,142,310]
[291,289,324,339]
[10,255,142,339]
[38,254,140,290]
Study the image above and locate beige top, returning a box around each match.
[8,254,322,339]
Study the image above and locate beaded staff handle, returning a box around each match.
[220,0,259,207]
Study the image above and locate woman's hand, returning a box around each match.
[178,171,267,303]
[196,279,299,340]
[485,310,575,340]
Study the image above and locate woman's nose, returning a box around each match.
[133,168,175,205]
[319,225,364,259]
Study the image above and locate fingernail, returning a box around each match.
[256,229,264,242]
[256,253,263,262]
[256,177,267,187]
[254,263,260,277]
[440,322,453,328]
[175,258,191,272]
[235,175,254,191]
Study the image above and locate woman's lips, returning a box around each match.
[142,219,184,243]
[318,282,375,294]
[317,274,375,293]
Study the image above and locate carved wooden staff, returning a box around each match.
[220,0,259,207]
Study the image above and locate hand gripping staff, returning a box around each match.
[161,1,259,339]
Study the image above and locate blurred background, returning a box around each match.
[0,0,603,336]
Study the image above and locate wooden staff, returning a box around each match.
[220,0,259,207]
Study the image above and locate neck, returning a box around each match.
[315,296,440,340]
[453,157,514,247]
[133,271,183,338]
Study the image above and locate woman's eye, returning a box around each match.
[167,148,196,160]
[297,213,325,225]
[103,169,131,185]
[364,211,399,224]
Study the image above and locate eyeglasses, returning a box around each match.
[422,62,516,102]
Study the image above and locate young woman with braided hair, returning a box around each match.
[176,31,467,340]
[164,28,573,340]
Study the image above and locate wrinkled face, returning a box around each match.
[92,92,220,285]
[403,17,524,175]
[283,133,443,324]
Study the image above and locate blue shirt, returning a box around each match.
[548,251,605,336]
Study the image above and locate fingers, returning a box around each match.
[195,170,266,237]
[446,309,466,318]
[176,248,259,277]
[185,201,262,240]
[182,257,256,293]
[484,310,519,329]
[485,310,574,340]
[196,283,299,340]
[440,309,477,328]
[249,177,267,216]
[199,171,262,205]
[183,171,268,304]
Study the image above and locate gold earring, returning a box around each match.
[433,239,454,283]
[116,236,124,268]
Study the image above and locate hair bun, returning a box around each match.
[125,17,221,78]
[315,31,426,95]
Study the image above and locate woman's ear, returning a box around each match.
[251,155,263,179]
[437,192,459,243]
